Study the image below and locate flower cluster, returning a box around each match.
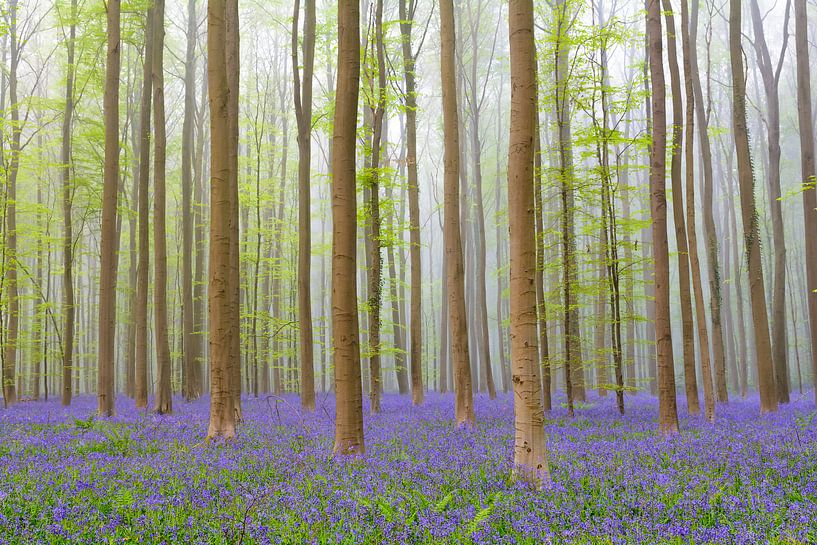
[0,392,815,543]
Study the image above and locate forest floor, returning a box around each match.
[0,391,815,544]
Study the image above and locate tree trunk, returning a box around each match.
[227,0,242,421]
[207,0,236,439]
[794,0,817,405]
[181,0,199,401]
[152,0,172,415]
[193,50,208,398]
[750,0,791,404]
[135,8,153,410]
[293,0,316,411]
[3,0,21,407]
[508,0,550,489]
[97,0,121,417]
[61,0,77,407]
[555,0,581,413]
[534,100,551,411]
[465,4,495,400]
[398,0,424,406]
[441,0,475,426]
[332,0,365,455]
[647,0,680,435]
[681,0,715,422]
[729,0,777,413]
[690,0,728,403]
[662,0,699,416]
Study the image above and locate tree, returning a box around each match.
[728,0,777,414]
[690,0,727,404]
[227,0,242,421]
[662,0,699,416]
[97,0,121,417]
[647,0,679,435]
[440,0,475,427]
[152,0,172,415]
[181,0,201,402]
[207,0,236,440]
[3,0,21,406]
[60,0,77,407]
[794,0,817,405]
[363,0,387,414]
[555,0,583,412]
[398,0,424,406]
[680,0,715,422]
[135,8,154,410]
[332,0,365,455]
[463,0,497,400]
[750,0,792,404]
[508,0,549,488]
[292,0,316,411]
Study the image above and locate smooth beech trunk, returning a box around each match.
[794,0,817,404]
[153,0,172,415]
[181,0,200,401]
[662,0,699,416]
[508,0,549,489]
[690,0,727,403]
[135,8,154,410]
[97,0,121,417]
[680,0,715,422]
[647,0,680,435]
[750,0,791,404]
[440,0,475,426]
[61,0,77,407]
[293,0,316,411]
[227,0,242,421]
[332,0,365,455]
[207,0,236,439]
[555,0,582,412]
[398,0,424,406]
[729,0,777,413]
[3,0,20,407]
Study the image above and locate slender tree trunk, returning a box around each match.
[681,0,715,422]
[363,0,387,414]
[61,0,77,407]
[534,101,551,411]
[647,0,680,435]
[729,0,777,413]
[662,0,699,416]
[642,27,657,395]
[332,0,364,455]
[438,240,450,395]
[193,54,208,398]
[750,0,791,403]
[2,0,21,407]
[555,0,581,412]
[440,0,475,426]
[97,0,122,417]
[465,3,495,400]
[227,0,242,421]
[399,0,424,405]
[508,0,549,488]
[494,80,510,396]
[181,0,198,401]
[293,0,316,411]
[207,0,236,439]
[135,9,154,410]
[724,154,749,397]
[152,0,172,415]
[690,0,727,403]
[794,0,817,404]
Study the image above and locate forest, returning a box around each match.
[1,0,816,542]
